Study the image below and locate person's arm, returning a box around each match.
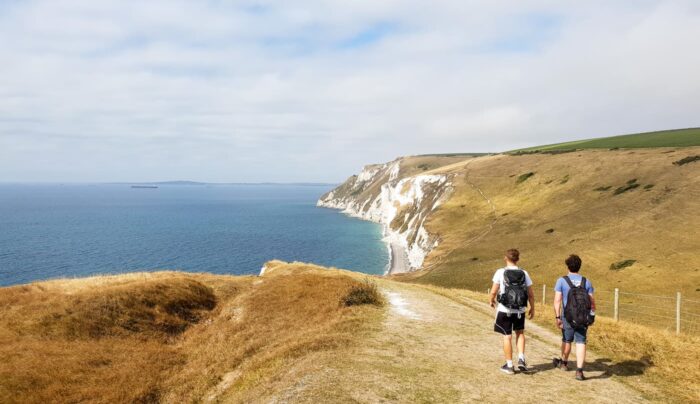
[589,294,596,311]
[527,286,535,319]
[489,282,500,308]
[553,291,563,329]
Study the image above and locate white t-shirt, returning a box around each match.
[492,266,533,314]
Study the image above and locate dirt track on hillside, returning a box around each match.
[269,281,646,403]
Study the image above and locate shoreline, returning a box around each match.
[316,204,412,276]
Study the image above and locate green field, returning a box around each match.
[513,127,700,152]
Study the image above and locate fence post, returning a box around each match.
[676,292,681,335]
[542,284,546,305]
[614,288,619,321]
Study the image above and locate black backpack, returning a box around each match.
[498,269,529,310]
[563,276,593,327]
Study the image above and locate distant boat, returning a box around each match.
[131,185,158,189]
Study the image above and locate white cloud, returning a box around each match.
[0,0,698,182]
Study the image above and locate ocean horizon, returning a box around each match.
[0,183,389,286]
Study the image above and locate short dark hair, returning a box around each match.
[505,249,520,263]
[565,254,582,272]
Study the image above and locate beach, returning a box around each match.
[388,242,410,274]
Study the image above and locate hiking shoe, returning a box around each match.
[517,358,529,372]
[553,358,569,371]
[500,364,515,375]
[575,370,586,381]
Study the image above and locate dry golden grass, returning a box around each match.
[0,262,383,403]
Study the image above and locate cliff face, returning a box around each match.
[318,156,467,271]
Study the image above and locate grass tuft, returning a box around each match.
[341,279,384,307]
[516,172,535,184]
[610,260,637,271]
[613,179,640,195]
[673,155,700,166]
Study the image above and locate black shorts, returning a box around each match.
[494,311,525,335]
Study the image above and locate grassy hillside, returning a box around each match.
[513,127,700,152]
[0,262,383,403]
[398,147,700,302]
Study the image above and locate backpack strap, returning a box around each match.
[580,277,587,290]
[563,276,575,289]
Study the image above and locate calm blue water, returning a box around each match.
[0,184,388,286]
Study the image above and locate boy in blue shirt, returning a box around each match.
[553,254,596,381]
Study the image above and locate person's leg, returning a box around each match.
[574,326,588,370]
[559,316,573,368]
[503,334,513,362]
[515,330,525,357]
[576,342,586,369]
[561,341,572,361]
[494,312,514,372]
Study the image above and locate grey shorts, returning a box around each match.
[562,316,587,344]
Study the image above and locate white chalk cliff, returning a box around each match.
[317,159,453,271]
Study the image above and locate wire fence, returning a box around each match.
[532,284,700,335]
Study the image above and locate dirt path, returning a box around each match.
[460,160,498,249]
[274,281,646,403]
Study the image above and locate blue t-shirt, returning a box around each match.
[554,274,594,307]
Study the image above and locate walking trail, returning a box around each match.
[269,280,645,403]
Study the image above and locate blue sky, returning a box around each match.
[0,0,699,182]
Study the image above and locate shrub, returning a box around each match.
[341,279,384,307]
[644,184,655,190]
[613,179,640,195]
[610,260,636,271]
[560,175,569,184]
[516,172,535,184]
[594,186,612,192]
[673,155,700,166]
[545,228,555,233]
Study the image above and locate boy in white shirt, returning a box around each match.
[489,248,535,374]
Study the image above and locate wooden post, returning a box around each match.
[676,292,681,335]
[614,288,619,321]
[542,284,546,305]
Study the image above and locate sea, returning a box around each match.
[0,184,388,286]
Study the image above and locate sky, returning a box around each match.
[1,0,699,183]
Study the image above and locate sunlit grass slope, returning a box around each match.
[0,262,383,403]
[513,127,700,152]
[402,147,700,297]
